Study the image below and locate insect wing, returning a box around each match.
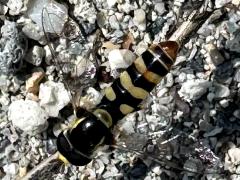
[145,128,223,175]
[41,1,100,112]
[113,124,223,176]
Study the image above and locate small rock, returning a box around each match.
[7,0,24,16]
[154,3,165,16]
[214,83,230,98]
[0,5,8,15]
[215,0,232,8]
[178,79,211,101]
[97,12,107,28]
[183,158,203,174]
[157,88,168,97]
[233,58,240,68]
[205,43,225,66]
[117,2,134,14]
[5,145,20,161]
[165,73,174,87]
[26,70,45,94]
[207,92,215,102]
[133,9,146,31]
[226,34,240,53]
[25,46,45,66]
[232,0,240,6]
[152,166,161,175]
[22,22,45,43]
[8,99,48,134]
[108,49,136,70]
[19,167,27,177]
[219,99,229,108]
[102,41,121,50]
[79,87,103,110]
[204,127,223,137]
[122,32,134,50]
[39,81,71,117]
[215,61,233,82]
[199,119,213,132]
[107,0,117,7]
[3,163,19,175]
[228,147,240,165]
[233,109,240,119]
[27,0,68,34]
[0,20,27,74]
[109,15,120,29]
[158,96,173,105]
[234,69,240,83]
[183,121,193,127]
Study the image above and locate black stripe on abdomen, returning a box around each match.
[141,50,169,76]
[126,64,156,92]
[153,45,174,67]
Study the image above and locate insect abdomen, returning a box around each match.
[96,41,179,125]
[57,41,179,166]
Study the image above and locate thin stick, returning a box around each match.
[20,152,60,180]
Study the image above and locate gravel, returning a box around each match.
[0,0,240,180]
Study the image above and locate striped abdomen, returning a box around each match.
[57,41,179,166]
[95,41,179,126]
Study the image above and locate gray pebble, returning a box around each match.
[178,79,211,101]
[204,127,223,137]
[25,46,45,66]
[214,83,230,98]
[205,43,225,66]
[154,3,165,16]
[233,110,240,119]
[234,69,240,83]
[109,15,120,30]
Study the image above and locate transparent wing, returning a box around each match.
[113,118,225,177]
[41,4,101,113]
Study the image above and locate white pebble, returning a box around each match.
[219,99,229,108]
[8,99,48,134]
[215,0,232,8]
[108,49,136,70]
[7,0,23,15]
[154,3,165,16]
[107,0,117,7]
[210,109,217,117]
[3,163,19,175]
[39,81,71,117]
[228,147,240,165]
[133,9,146,31]
[152,166,161,175]
[178,79,211,102]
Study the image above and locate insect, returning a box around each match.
[56,40,179,166]
[21,1,237,179]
